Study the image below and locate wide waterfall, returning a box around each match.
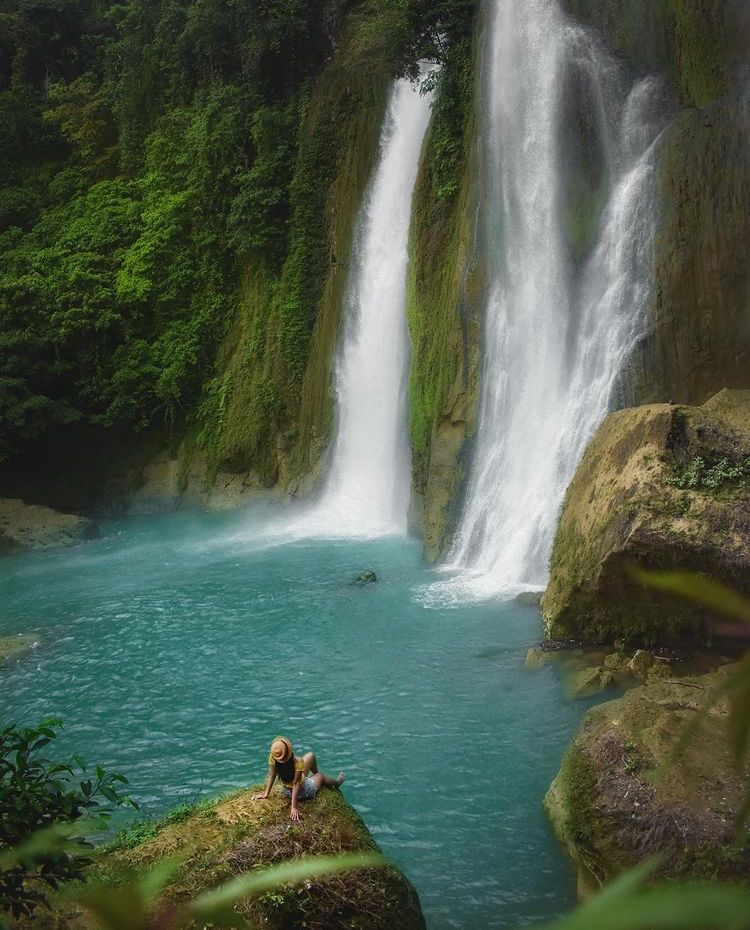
[439,0,671,600]
[264,75,432,541]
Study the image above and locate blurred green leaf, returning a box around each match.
[537,860,750,930]
[71,884,148,930]
[631,569,750,624]
[728,653,750,765]
[0,816,107,869]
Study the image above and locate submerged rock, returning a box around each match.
[0,498,98,555]
[0,633,38,666]
[545,665,750,898]
[29,787,425,930]
[525,647,559,669]
[541,394,750,644]
[353,569,378,585]
[566,666,616,699]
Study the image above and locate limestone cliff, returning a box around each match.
[0,499,97,555]
[541,391,750,643]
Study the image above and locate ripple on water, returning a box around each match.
[0,509,588,930]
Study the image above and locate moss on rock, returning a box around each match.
[0,499,98,555]
[24,788,425,930]
[545,665,750,897]
[636,98,750,407]
[406,11,481,560]
[560,0,747,109]
[560,1,750,409]
[541,393,750,644]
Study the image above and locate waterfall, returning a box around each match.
[261,75,433,542]
[433,0,671,600]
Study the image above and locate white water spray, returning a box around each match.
[259,75,433,542]
[431,0,670,601]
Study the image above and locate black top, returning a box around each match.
[274,756,296,785]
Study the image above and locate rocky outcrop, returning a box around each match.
[545,665,749,898]
[31,788,425,930]
[541,392,750,643]
[124,446,284,515]
[0,499,97,555]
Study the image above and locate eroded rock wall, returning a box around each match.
[562,0,750,405]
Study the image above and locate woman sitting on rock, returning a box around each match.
[252,736,345,821]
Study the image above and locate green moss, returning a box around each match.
[565,173,607,262]
[104,796,220,853]
[406,14,478,492]
[666,0,727,108]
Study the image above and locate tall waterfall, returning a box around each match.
[439,0,671,599]
[264,76,433,541]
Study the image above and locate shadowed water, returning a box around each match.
[0,508,594,929]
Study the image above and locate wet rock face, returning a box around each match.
[544,666,750,898]
[637,98,750,406]
[541,393,750,644]
[0,498,98,555]
[560,1,750,406]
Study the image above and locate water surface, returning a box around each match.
[0,508,589,928]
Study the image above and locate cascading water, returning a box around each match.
[434,0,672,600]
[261,75,433,541]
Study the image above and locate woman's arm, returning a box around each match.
[252,767,276,800]
[290,774,302,821]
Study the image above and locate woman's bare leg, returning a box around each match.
[303,752,345,791]
[310,770,345,790]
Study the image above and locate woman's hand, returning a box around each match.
[290,806,302,822]
[251,792,269,801]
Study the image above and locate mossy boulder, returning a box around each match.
[24,788,425,930]
[541,393,750,644]
[0,499,98,555]
[545,665,750,898]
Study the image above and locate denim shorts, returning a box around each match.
[282,777,317,802]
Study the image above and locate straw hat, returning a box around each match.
[270,736,293,763]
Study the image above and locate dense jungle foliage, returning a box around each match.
[0,0,476,478]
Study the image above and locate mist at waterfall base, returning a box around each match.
[0,511,592,929]
[432,0,674,604]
